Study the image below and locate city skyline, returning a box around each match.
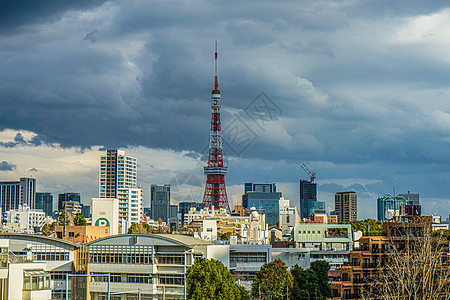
[1,1,450,219]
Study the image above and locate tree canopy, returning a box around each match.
[291,260,332,300]
[186,258,241,300]
[127,222,152,234]
[345,218,383,235]
[252,258,293,300]
[73,213,87,226]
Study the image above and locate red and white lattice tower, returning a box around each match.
[201,41,231,213]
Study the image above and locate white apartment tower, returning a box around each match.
[99,150,143,233]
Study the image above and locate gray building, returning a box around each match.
[179,202,201,225]
[151,185,171,222]
[335,191,357,223]
[0,177,36,212]
[58,192,80,211]
[35,192,53,216]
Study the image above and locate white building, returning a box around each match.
[117,187,144,233]
[92,198,120,235]
[279,202,300,237]
[6,206,46,231]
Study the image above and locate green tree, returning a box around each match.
[41,222,55,236]
[291,261,332,300]
[345,219,383,236]
[73,213,87,226]
[310,261,332,299]
[186,258,241,300]
[238,286,250,300]
[252,258,293,300]
[58,210,70,225]
[128,223,152,234]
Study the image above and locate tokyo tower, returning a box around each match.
[201,41,231,213]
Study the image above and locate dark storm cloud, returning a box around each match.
[2,0,450,166]
[0,161,16,171]
[0,0,108,35]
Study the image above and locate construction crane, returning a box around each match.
[300,163,316,182]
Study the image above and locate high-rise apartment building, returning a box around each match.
[299,179,317,220]
[118,187,143,230]
[0,177,36,212]
[98,150,142,233]
[58,192,80,211]
[99,149,137,198]
[35,192,53,216]
[151,185,171,223]
[335,191,357,223]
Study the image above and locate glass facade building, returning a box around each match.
[377,195,407,221]
[242,183,282,226]
[299,179,317,220]
[35,192,53,216]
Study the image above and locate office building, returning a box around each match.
[0,177,36,212]
[144,207,151,218]
[242,183,283,226]
[335,191,357,223]
[35,192,53,216]
[58,193,80,211]
[398,191,419,205]
[81,204,91,218]
[99,149,137,198]
[310,201,326,216]
[377,195,407,221]
[299,179,317,220]
[151,184,171,223]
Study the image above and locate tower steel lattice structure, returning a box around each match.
[201,41,231,213]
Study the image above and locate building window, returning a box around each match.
[128,274,152,284]
[159,275,184,285]
[157,254,185,265]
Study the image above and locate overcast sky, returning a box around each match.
[1,0,450,219]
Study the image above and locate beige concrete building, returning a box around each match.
[55,225,110,243]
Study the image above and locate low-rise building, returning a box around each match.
[55,225,110,243]
[6,206,46,231]
[294,223,353,270]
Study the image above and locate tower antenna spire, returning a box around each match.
[214,40,219,91]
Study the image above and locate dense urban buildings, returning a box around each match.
[335,191,358,223]
[299,179,317,220]
[57,192,80,211]
[0,177,36,211]
[35,192,53,216]
[377,195,407,221]
[151,184,171,223]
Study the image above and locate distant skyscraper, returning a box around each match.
[151,185,171,222]
[99,149,137,198]
[299,179,317,220]
[398,191,419,205]
[377,195,407,221]
[335,191,357,223]
[0,177,36,212]
[35,192,53,216]
[58,193,81,211]
[81,205,91,218]
[242,182,283,226]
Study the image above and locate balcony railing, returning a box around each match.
[362,263,378,268]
